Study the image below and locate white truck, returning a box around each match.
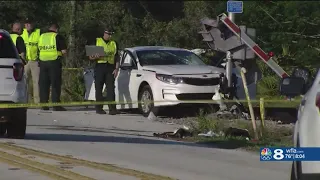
[0,30,28,138]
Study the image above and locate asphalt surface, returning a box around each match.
[0,107,291,180]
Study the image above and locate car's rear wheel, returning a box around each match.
[138,85,158,117]
[0,123,6,136]
[7,108,27,139]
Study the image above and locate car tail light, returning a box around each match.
[316,92,320,110]
[13,63,24,81]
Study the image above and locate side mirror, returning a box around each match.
[279,77,305,97]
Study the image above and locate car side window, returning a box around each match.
[121,51,137,69]
[123,53,133,66]
[0,33,19,59]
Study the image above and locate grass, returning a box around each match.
[186,112,294,152]
[193,135,292,152]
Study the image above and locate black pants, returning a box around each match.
[39,59,62,103]
[94,63,116,111]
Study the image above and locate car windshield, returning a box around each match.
[136,49,206,66]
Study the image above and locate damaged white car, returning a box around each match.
[84,46,258,117]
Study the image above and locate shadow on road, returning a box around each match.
[23,132,217,149]
[63,105,297,124]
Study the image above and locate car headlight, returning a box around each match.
[155,74,184,85]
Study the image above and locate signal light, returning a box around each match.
[316,92,320,110]
[268,51,274,57]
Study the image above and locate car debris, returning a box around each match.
[224,127,250,141]
[153,128,193,139]
[154,125,251,141]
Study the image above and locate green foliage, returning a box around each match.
[1,1,318,101]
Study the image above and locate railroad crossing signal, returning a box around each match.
[199,17,256,60]
[227,1,243,14]
[198,13,289,78]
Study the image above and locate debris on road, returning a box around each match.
[153,125,193,139]
[148,111,158,121]
[198,130,223,137]
[224,127,250,140]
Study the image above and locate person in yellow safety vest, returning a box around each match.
[38,23,67,111]
[9,22,26,64]
[21,17,41,104]
[88,28,120,115]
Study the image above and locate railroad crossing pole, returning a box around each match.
[226,2,235,93]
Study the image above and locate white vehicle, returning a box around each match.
[279,68,320,180]
[85,46,258,116]
[0,30,28,138]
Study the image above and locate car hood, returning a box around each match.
[142,65,225,75]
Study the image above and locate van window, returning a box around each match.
[0,33,19,59]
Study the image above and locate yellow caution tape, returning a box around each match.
[62,67,83,70]
[0,99,301,109]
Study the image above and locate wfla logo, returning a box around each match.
[260,148,285,161]
[261,148,273,160]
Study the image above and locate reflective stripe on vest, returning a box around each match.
[10,34,19,46]
[21,28,40,61]
[96,38,117,64]
[38,32,62,61]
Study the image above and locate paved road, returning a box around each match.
[0,108,291,180]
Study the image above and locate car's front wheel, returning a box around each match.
[7,108,27,139]
[138,85,159,117]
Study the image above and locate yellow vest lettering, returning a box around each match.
[38,32,62,61]
[21,28,40,61]
[10,34,19,46]
[96,38,117,64]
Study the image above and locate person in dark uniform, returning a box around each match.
[38,23,67,111]
[88,28,120,115]
[10,22,26,64]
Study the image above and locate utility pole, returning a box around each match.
[67,0,76,67]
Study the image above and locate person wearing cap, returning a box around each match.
[21,18,41,103]
[88,28,120,115]
[38,23,67,111]
[10,22,27,64]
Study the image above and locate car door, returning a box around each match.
[116,51,140,109]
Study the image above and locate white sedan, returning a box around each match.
[84,46,258,116]
[280,68,320,180]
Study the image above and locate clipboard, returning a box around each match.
[85,45,106,57]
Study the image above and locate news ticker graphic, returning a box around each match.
[260,147,320,161]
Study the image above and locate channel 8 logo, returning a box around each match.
[260,148,285,161]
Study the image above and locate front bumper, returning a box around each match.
[152,83,221,107]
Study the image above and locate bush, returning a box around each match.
[27,69,85,103]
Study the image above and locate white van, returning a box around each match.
[0,30,28,138]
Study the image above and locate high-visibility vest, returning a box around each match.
[21,28,40,61]
[10,34,19,46]
[38,32,62,61]
[96,38,117,64]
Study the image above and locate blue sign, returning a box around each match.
[260,147,320,161]
[227,1,243,14]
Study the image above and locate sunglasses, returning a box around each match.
[104,31,114,35]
